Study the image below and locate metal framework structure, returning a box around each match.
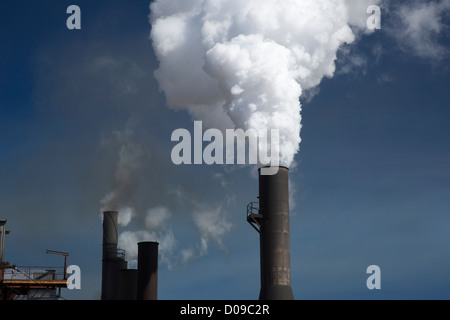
[0,265,68,300]
[0,219,68,300]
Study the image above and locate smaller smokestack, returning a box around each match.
[103,211,118,260]
[137,241,159,300]
[101,211,127,300]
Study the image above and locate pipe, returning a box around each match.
[0,219,6,266]
[0,219,6,282]
[137,241,159,300]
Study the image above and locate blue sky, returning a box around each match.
[1,0,449,300]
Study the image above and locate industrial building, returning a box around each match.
[1,165,294,300]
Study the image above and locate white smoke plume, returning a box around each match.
[116,201,232,269]
[149,0,380,167]
[167,187,233,266]
[392,0,450,60]
[117,206,135,227]
[118,206,177,269]
[106,0,382,270]
[145,206,173,230]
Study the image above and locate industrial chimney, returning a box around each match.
[247,166,294,300]
[137,241,159,300]
[101,211,127,300]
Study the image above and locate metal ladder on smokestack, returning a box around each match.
[247,201,263,233]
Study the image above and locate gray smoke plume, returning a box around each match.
[100,123,145,216]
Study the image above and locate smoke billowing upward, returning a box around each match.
[98,123,235,269]
[149,0,378,167]
[97,0,381,270]
[100,125,145,217]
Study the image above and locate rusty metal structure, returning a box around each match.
[247,166,294,300]
[1,266,68,300]
[1,218,68,300]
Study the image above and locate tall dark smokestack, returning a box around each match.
[248,166,294,300]
[137,241,159,300]
[101,211,127,300]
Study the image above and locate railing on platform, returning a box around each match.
[2,266,67,282]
